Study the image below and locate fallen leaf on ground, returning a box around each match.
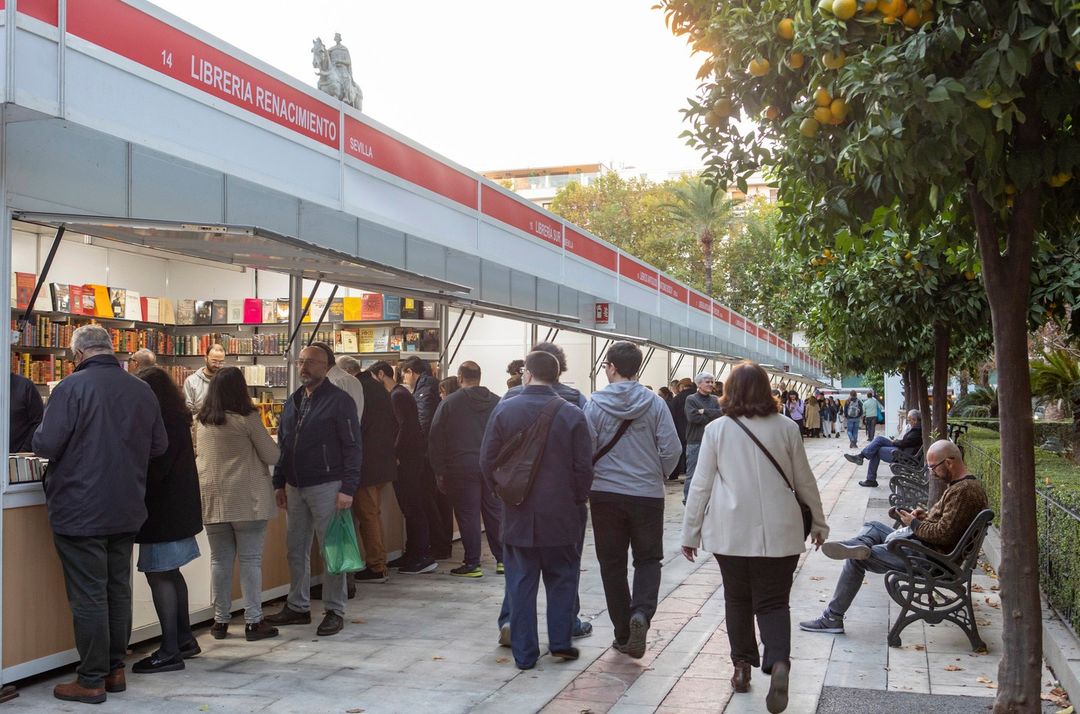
[346,709,365,713]
[432,656,444,661]
[944,665,963,671]
[495,657,509,664]
[991,584,1000,591]
[351,618,366,624]
[976,618,992,626]
[977,676,993,684]
[985,597,1000,608]
[913,644,926,651]
[1054,706,1073,714]
[810,576,824,581]
[1041,687,1072,707]
[971,584,985,592]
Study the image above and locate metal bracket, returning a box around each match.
[283,278,320,355]
[306,284,339,346]
[446,311,476,367]
[590,339,613,378]
[17,225,65,332]
[668,353,686,382]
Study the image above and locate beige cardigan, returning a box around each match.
[681,413,829,557]
[196,411,280,525]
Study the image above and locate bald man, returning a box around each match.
[800,440,988,635]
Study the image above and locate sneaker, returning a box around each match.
[210,621,228,640]
[572,620,593,639]
[245,620,279,641]
[495,562,505,575]
[387,555,410,569]
[131,651,184,674]
[858,480,879,487]
[265,604,311,626]
[799,613,845,634]
[317,612,344,636]
[398,558,437,574]
[624,612,648,659]
[451,564,483,578]
[354,567,389,583]
[844,453,864,466]
[498,623,511,647]
[821,542,871,560]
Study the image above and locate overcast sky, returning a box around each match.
[151,0,706,175]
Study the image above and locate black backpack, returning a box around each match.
[491,397,563,506]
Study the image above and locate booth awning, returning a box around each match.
[13,213,470,297]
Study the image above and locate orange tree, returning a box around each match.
[656,0,1080,708]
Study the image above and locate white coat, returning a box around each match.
[681,413,829,557]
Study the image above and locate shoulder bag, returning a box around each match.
[729,416,812,539]
[491,397,563,506]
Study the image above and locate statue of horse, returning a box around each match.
[312,37,362,111]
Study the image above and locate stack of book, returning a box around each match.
[7,453,47,484]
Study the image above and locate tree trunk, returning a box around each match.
[913,362,942,504]
[959,370,970,398]
[701,229,714,296]
[933,321,951,442]
[903,362,916,411]
[969,181,1042,712]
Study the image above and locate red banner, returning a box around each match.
[690,293,711,314]
[770,333,779,346]
[481,185,563,248]
[565,227,617,271]
[619,256,659,290]
[343,117,477,209]
[714,304,730,322]
[19,0,57,24]
[659,276,687,303]
[67,0,339,148]
[731,314,746,332]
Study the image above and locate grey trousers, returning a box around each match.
[826,521,909,617]
[206,520,269,624]
[285,481,347,616]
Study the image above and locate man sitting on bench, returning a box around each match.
[800,440,988,635]
[844,409,923,487]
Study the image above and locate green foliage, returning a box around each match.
[951,386,999,417]
[1030,349,1080,410]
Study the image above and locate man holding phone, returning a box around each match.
[800,440,988,635]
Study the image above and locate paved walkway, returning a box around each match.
[10,438,1064,712]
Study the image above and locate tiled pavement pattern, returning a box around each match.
[11,437,1059,712]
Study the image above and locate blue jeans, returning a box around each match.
[503,543,579,668]
[445,472,503,567]
[845,418,860,445]
[684,442,702,503]
[826,521,908,617]
[860,436,898,482]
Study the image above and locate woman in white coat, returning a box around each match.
[681,362,829,713]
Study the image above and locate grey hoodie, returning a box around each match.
[585,380,681,499]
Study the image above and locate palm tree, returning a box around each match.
[662,177,738,296]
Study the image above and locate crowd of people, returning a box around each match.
[11,323,989,712]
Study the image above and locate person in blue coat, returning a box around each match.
[480,350,593,670]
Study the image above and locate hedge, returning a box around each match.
[959,426,1080,638]
[951,418,1075,448]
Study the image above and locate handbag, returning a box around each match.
[322,510,365,575]
[729,416,813,539]
[593,419,634,465]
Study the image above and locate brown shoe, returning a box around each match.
[53,680,106,704]
[766,660,790,713]
[731,661,752,693]
[210,622,228,640]
[104,668,125,693]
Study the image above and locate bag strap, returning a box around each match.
[593,419,634,465]
[729,416,795,495]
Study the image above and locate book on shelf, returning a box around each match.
[68,285,85,315]
[357,328,376,353]
[159,298,176,325]
[339,329,358,353]
[50,283,71,313]
[125,291,141,321]
[419,329,439,352]
[383,295,401,320]
[327,298,344,323]
[342,296,363,322]
[85,284,114,318]
[193,300,213,325]
[227,299,245,324]
[389,330,403,352]
[176,298,196,325]
[261,299,276,324]
[403,329,421,352]
[372,327,390,352]
[143,296,159,323]
[108,287,126,319]
[211,300,229,324]
[275,299,290,323]
[14,272,35,310]
[243,298,262,324]
[360,293,383,320]
[421,301,436,320]
[400,297,419,320]
[7,453,47,485]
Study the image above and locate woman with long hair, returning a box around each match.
[196,366,280,641]
[134,367,203,673]
[681,362,829,713]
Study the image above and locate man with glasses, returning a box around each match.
[266,345,362,637]
[800,439,988,635]
[183,343,226,414]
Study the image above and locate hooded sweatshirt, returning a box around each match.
[428,385,501,480]
[585,380,682,499]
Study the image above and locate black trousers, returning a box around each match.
[590,491,665,644]
[714,553,799,672]
[425,459,454,554]
[394,456,431,562]
[53,532,136,688]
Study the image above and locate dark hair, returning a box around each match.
[530,342,567,374]
[720,362,780,418]
[439,376,460,396]
[308,341,336,367]
[457,360,481,382]
[525,350,559,383]
[197,366,255,425]
[606,341,642,379]
[400,355,430,377]
[137,367,192,426]
[205,342,225,357]
[659,387,673,399]
[507,359,525,376]
[369,360,396,383]
[714,380,724,397]
[506,374,522,388]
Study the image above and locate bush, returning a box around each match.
[960,427,1080,637]
[952,419,1074,448]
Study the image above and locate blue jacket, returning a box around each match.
[273,378,362,495]
[480,384,593,547]
[33,354,168,536]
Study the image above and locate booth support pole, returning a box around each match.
[286,276,303,394]
[589,336,596,393]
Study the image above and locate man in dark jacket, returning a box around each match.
[9,371,43,452]
[502,342,588,408]
[339,356,398,583]
[266,345,362,637]
[429,360,502,577]
[372,360,437,574]
[33,324,168,704]
[401,355,453,560]
[683,372,723,502]
[480,350,594,670]
[668,378,695,479]
[845,409,923,487]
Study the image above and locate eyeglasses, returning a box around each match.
[927,458,949,471]
[517,366,527,375]
[295,358,326,366]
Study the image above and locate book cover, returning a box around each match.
[275,299,290,323]
[227,299,245,324]
[308,298,328,324]
[404,329,421,351]
[87,285,114,318]
[14,272,35,310]
[360,293,384,321]
[158,298,176,324]
[50,283,70,313]
[193,300,213,325]
[261,299,277,324]
[372,327,390,352]
[108,287,126,319]
[176,299,196,325]
[328,298,345,323]
[357,328,376,352]
[211,300,229,324]
[339,329,358,352]
[421,301,436,320]
[145,297,160,323]
[125,292,141,321]
[243,298,262,324]
[419,329,439,352]
[400,297,419,320]
[69,285,87,315]
[383,295,401,320]
[342,296,363,322]
[389,328,403,352]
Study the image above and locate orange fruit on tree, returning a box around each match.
[765,105,780,121]
[878,0,906,16]
[1005,183,1016,195]
[777,18,795,40]
[705,111,725,128]
[813,106,834,125]
[814,87,832,106]
[822,50,847,70]
[963,270,976,281]
[713,97,734,118]
[748,57,771,77]
[883,15,897,23]
[788,52,806,69]
[833,0,857,20]
[818,0,835,15]
[830,97,849,120]
[799,117,821,137]
[974,95,994,109]
[862,0,878,11]
[902,7,921,27]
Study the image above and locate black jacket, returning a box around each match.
[138,411,203,544]
[412,373,441,439]
[893,425,923,455]
[389,384,425,463]
[684,392,723,445]
[503,381,587,409]
[273,379,362,495]
[10,372,43,453]
[669,387,695,442]
[358,371,398,487]
[429,386,500,481]
[33,354,168,536]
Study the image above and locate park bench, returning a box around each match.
[883,508,995,652]
[888,474,930,527]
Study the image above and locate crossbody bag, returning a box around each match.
[729,416,812,539]
[592,419,634,465]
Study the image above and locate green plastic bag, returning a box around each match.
[323,510,365,575]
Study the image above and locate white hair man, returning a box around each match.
[683,371,723,503]
[844,409,923,487]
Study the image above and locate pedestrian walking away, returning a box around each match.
[401,355,453,561]
[842,390,864,448]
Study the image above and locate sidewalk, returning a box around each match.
[9,437,1068,713]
